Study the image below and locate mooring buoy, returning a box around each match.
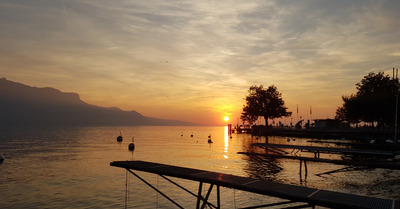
[129,137,135,151]
[117,132,123,142]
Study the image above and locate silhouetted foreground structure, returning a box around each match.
[110,160,399,209]
[251,143,400,157]
[240,142,400,182]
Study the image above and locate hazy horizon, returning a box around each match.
[0,77,200,126]
[1,1,399,125]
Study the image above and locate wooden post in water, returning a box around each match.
[299,160,302,181]
[304,160,308,178]
[299,160,308,182]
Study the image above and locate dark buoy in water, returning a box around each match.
[128,137,135,151]
[117,132,123,142]
[190,132,194,137]
[0,153,4,164]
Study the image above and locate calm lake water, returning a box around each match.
[0,126,399,208]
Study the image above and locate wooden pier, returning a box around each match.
[111,160,399,209]
[232,125,252,133]
[251,143,400,157]
[244,143,400,181]
[307,140,399,150]
[238,152,400,170]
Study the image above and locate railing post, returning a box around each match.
[200,184,214,209]
[196,182,203,209]
[217,186,220,209]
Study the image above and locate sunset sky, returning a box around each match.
[1,0,400,125]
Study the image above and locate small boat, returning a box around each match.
[128,137,135,151]
[386,139,394,143]
[117,132,123,142]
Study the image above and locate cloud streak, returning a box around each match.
[1,0,399,124]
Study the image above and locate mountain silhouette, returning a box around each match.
[0,78,194,126]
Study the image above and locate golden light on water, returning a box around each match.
[224,126,229,159]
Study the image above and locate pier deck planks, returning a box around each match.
[110,160,399,209]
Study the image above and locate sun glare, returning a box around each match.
[224,116,229,121]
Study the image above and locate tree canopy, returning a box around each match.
[241,85,291,126]
[335,71,400,127]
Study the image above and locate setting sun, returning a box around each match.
[224,116,229,121]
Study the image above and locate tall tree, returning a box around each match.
[241,85,292,126]
[335,72,399,127]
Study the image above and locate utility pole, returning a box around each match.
[394,68,398,145]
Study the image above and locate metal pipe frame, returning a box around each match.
[126,169,184,209]
[160,174,218,209]
[126,169,220,209]
[126,168,312,209]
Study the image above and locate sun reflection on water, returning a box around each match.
[224,126,229,159]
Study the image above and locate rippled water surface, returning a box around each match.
[0,126,399,208]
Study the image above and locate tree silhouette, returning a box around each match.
[241,85,291,126]
[335,72,399,127]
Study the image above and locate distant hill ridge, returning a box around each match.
[0,78,193,126]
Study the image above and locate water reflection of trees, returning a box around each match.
[242,136,282,181]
